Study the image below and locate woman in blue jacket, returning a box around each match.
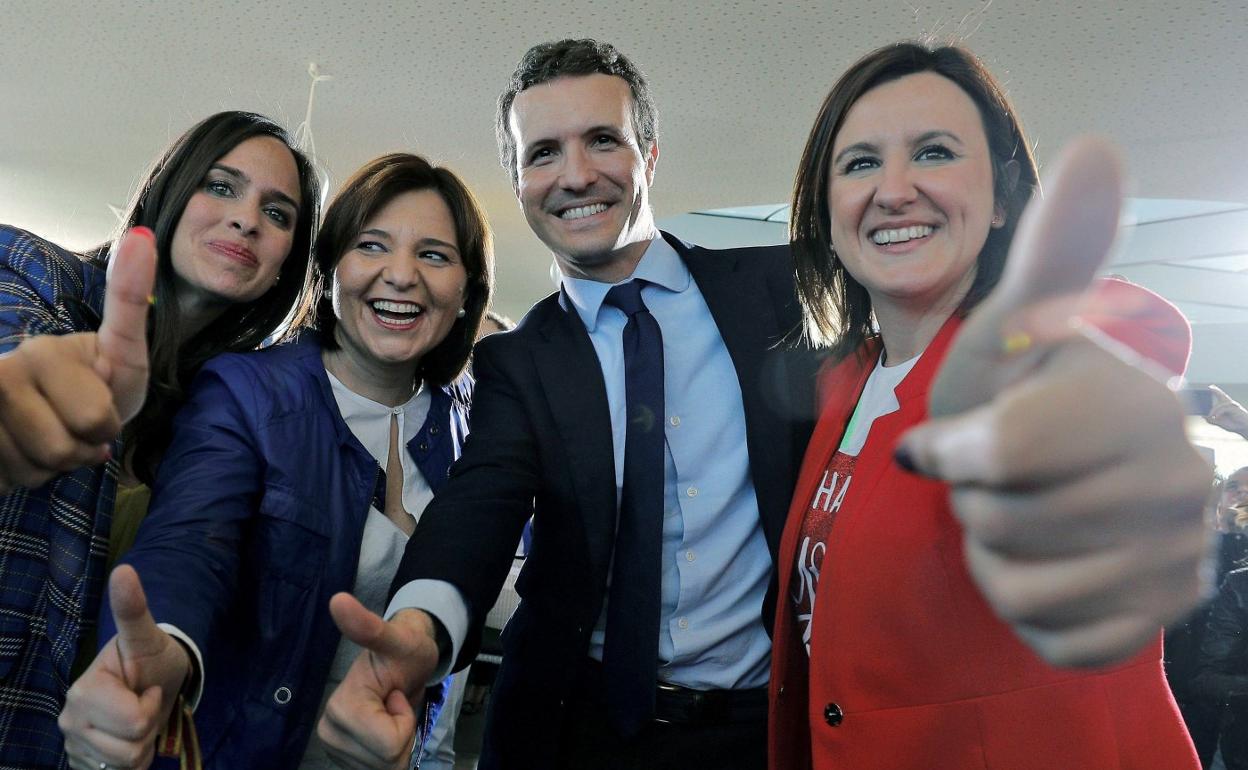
[60,153,494,770]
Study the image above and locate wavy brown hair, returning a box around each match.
[314,153,494,386]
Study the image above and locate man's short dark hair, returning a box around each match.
[495,38,659,187]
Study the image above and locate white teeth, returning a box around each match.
[871,225,934,245]
[371,300,422,314]
[560,203,609,220]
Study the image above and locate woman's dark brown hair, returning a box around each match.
[89,111,321,483]
[314,153,494,386]
[790,42,1039,359]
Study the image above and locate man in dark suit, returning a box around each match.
[316,39,816,769]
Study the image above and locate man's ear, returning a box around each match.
[645,141,660,186]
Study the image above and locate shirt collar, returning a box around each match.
[559,235,691,332]
[325,368,427,423]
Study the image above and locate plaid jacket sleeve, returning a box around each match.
[0,224,113,769]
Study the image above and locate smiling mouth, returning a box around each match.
[559,203,610,220]
[871,225,935,245]
[369,299,423,326]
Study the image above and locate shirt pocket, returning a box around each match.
[250,484,331,588]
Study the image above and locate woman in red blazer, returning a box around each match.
[769,42,1209,769]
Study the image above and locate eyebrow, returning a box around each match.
[522,124,628,153]
[832,130,965,167]
[211,162,301,212]
[358,229,461,255]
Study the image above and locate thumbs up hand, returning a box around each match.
[60,565,191,770]
[317,595,441,770]
[0,227,157,493]
[897,137,1213,668]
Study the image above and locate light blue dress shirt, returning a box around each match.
[560,235,773,690]
[390,236,773,690]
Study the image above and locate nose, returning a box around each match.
[559,145,599,191]
[873,162,918,212]
[381,253,421,291]
[227,200,261,236]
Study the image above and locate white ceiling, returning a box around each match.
[3,0,1247,328]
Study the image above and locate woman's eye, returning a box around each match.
[264,207,292,227]
[355,240,385,253]
[420,251,450,263]
[916,145,955,162]
[843,156,878,174]
[205,179,235,197]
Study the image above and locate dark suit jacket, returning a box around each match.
[392,234,817,767]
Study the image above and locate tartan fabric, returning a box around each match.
[0,225,112,769]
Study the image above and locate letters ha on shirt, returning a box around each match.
[790,354,919,656]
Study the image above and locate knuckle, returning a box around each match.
[956,489,1014,550]
[29,435,81,470]
[982,401,1029,486]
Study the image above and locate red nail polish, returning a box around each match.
[130,226,155,243]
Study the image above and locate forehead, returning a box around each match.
[216,135,301,201]
[509,73,635,146]
[833,71,988,154]
[365,189,457,240]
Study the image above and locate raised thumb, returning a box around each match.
[108,564,163,688]
[930,136,1125,417]
[96,227,157,422]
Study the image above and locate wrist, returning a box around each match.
[393,609,451,665]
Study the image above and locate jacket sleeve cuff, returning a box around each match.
[385,579,469,686]
[157,623,204,710]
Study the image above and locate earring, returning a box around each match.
[456,307,466,318]
[991,214,1003,227]
[322,288,332,300]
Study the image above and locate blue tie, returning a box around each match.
[601,279,665,737]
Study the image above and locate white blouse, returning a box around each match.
[300,370,440,769]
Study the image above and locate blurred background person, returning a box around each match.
[0,110,319,769]
[58,152,493,770]
[1194,565,1248,770]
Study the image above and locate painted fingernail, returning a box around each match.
[130,226,155,243]
[893,444,918,473]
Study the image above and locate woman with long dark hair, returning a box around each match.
[0,110,319,769]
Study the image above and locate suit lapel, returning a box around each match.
[532,297,619,582]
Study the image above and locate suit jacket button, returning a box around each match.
[430,424,440,435]
[824,702,843,726]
